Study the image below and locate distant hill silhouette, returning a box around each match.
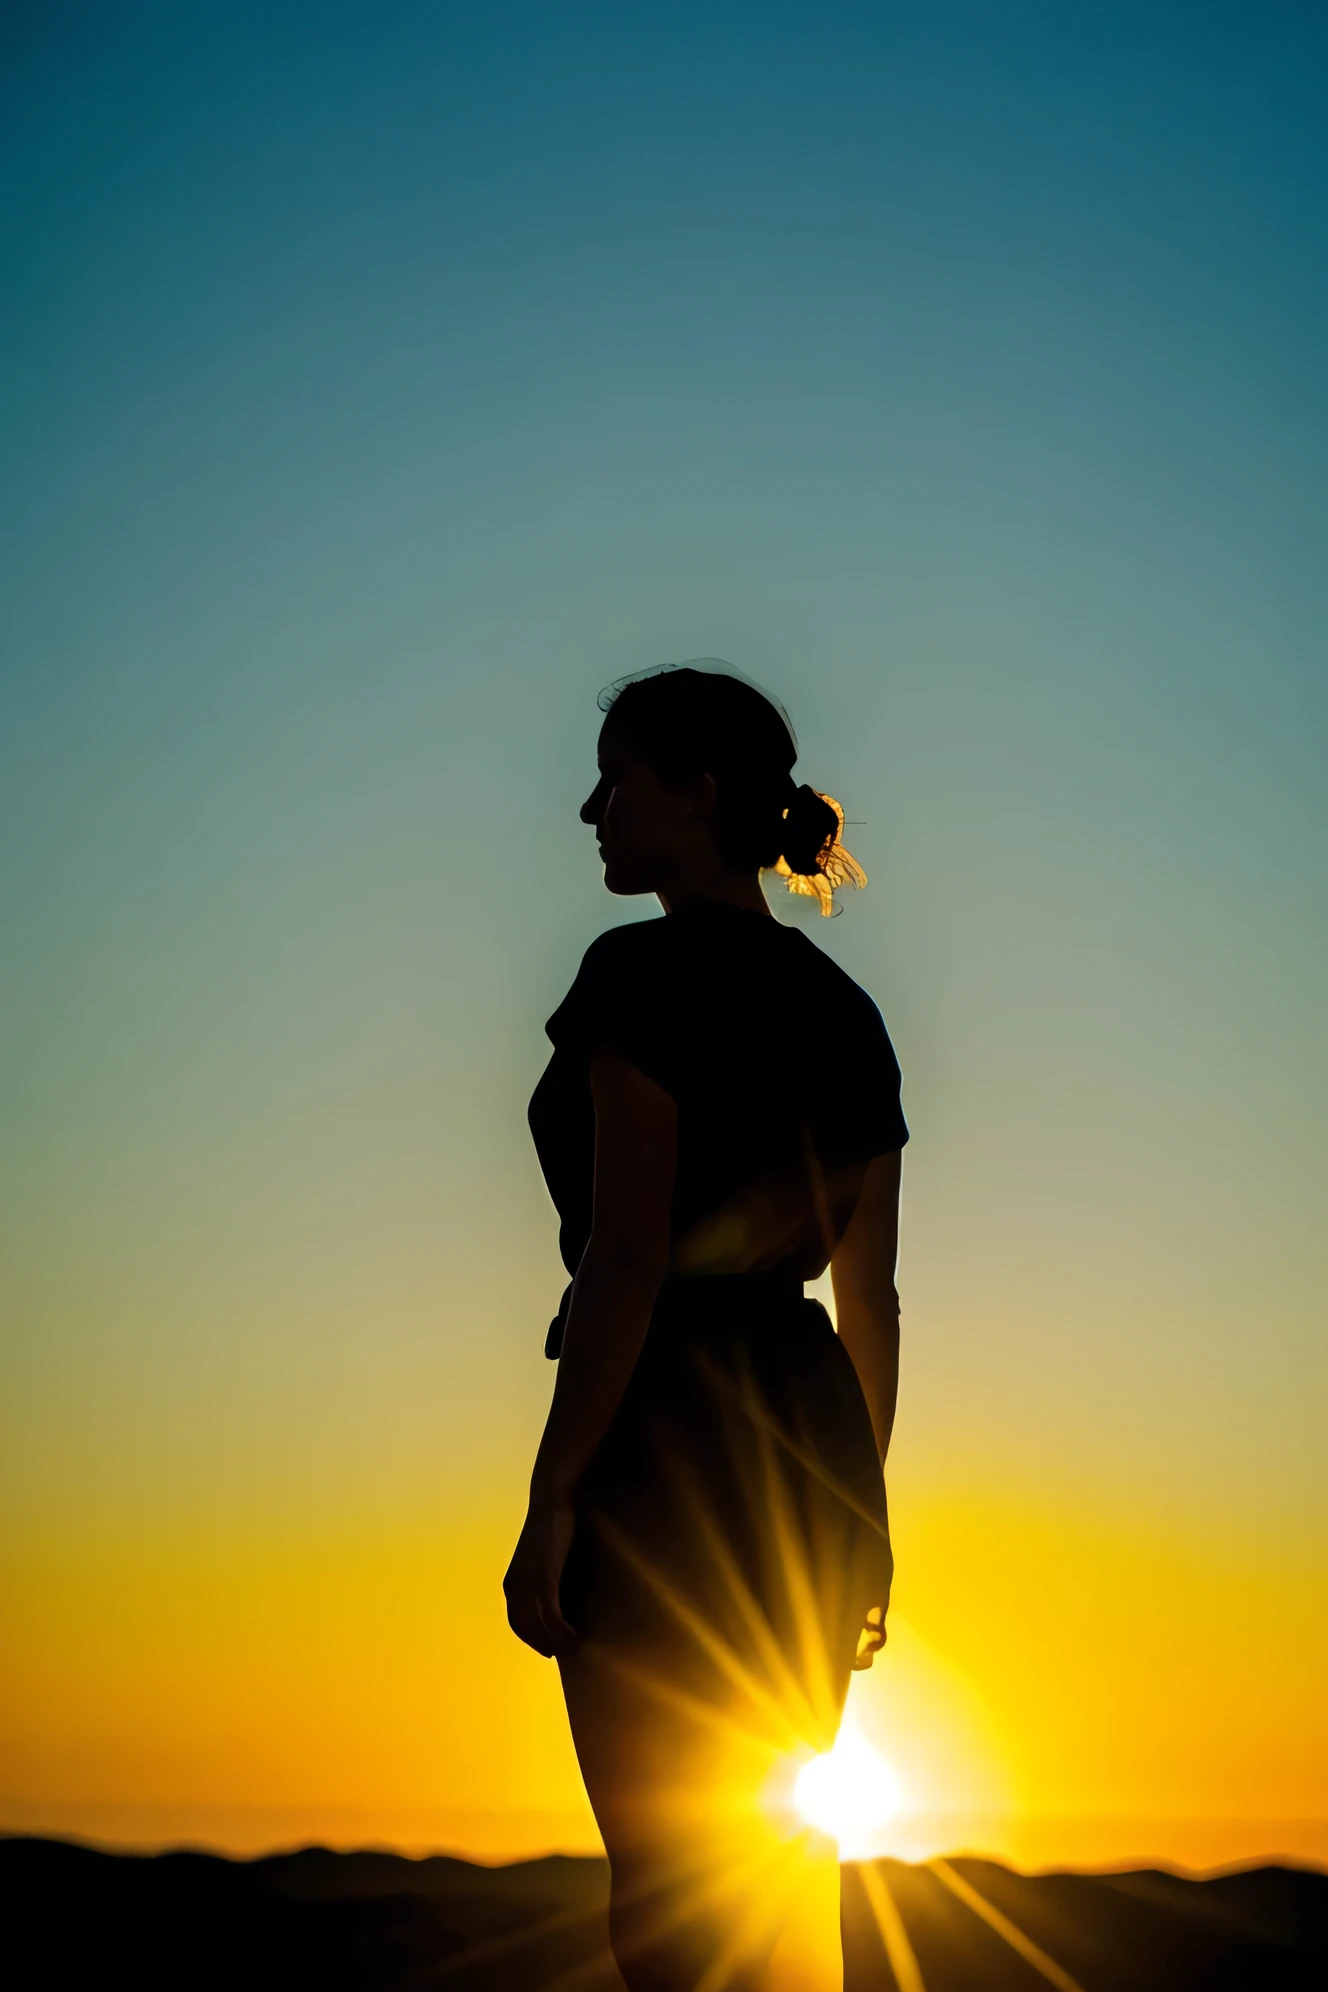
[841,1856,1327,1989]
[2,1835,1324,1988]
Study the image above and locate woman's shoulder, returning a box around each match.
[794,936,902,1062]
[571,915,676,992]
[546,918,689,1084]
[790,927,884,1005]
[545,918,672,1043]
[579,914,670,962]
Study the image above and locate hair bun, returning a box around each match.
[780,784,840,877]
[774,787,868,915]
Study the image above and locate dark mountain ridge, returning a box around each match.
[3,1834,1324,1988]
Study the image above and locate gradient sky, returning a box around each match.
[2,1,1325,1867]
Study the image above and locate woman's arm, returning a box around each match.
[504,1045,677,1657]
[832,1150,902,1668]
[831,1149,903,1467]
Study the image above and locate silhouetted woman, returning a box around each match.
[505,663,906,1990]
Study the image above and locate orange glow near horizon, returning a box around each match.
[2,1481,1324,1874]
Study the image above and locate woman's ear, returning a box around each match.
[688,771,719,825]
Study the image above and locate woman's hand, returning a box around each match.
[503,1496,578,1658]
[852,1602,888,1671]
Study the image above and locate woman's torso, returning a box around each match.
[528,900,908,1289]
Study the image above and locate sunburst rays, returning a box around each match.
[929,1859,1087,1992]
[857,1862,927,1992]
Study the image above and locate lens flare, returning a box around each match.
[793,1722,903,1856]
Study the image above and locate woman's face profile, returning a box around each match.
[580,725,698,896]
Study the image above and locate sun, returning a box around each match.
[793,1721,903,1856]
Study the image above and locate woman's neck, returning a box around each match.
[656,870,772,918]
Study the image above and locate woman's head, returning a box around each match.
[579,663,860,911]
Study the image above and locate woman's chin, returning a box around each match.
[601,859,654,898]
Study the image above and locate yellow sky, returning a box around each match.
[4,1457,1323,1870]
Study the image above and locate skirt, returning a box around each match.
[559,1272,892,1761]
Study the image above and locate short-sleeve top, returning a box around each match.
[528,899,908,1285]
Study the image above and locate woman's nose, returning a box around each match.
[580,781,606,825]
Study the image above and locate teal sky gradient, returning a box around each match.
[2,0,1324,1777]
